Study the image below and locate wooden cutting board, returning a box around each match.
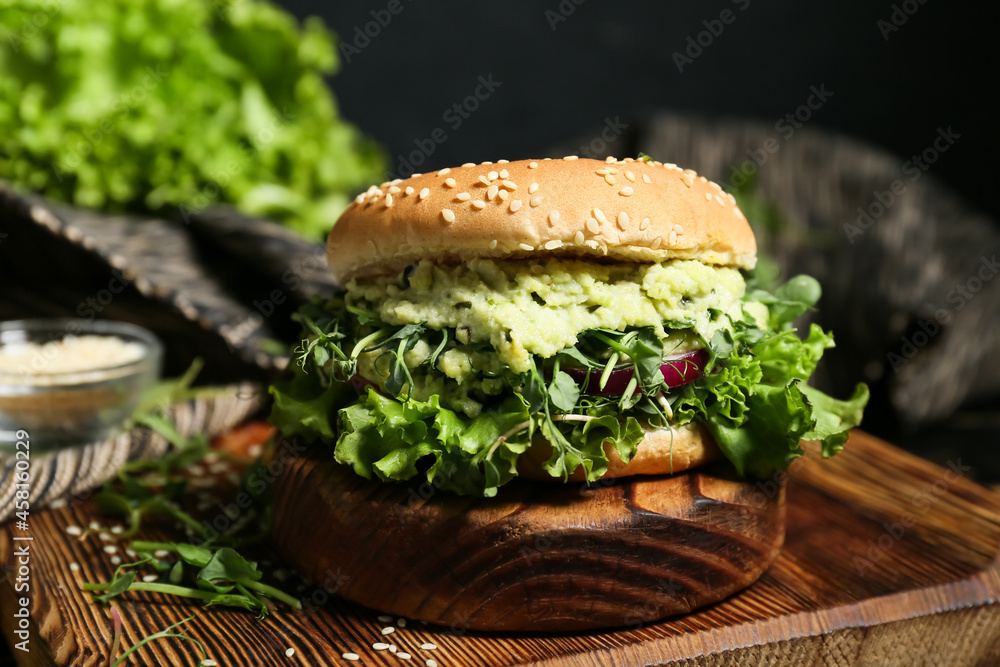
[2,430,1000,666]
[269,445,788,633]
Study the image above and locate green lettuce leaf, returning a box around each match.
[270,273,870,495]
[334,389,533,497]
[0,0,385,237]
[801,383,870,458]
[747,274,822,330]
[755,324,834,384]
[268,363,348,440]
[673,293,868,477]
[328,385,648,497]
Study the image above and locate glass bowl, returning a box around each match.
[0,319,163,452]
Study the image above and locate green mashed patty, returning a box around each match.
[348,257,751,373]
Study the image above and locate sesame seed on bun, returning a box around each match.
[326,156,757,282]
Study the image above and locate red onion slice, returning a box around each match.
[564,349,708,396]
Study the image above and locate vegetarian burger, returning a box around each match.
[271,156,869,497]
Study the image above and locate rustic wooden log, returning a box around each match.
[269,450,785,632]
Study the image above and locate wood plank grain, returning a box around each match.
[1,431,999,666]
[270,452,786,631]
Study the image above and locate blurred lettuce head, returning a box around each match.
[0,0,386,238]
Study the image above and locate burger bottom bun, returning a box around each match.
[517,421,722,481]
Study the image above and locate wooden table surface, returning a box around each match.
[3,430,1000,666]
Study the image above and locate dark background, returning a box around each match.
[0,3,995,662]
[283,0,996,222]
[0,0,1000,665]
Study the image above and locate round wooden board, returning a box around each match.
[270,444,785,632]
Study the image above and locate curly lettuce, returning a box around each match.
[0,0,384,237]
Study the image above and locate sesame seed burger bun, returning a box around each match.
[516,421,722,481]
[327,157,756,282]
[329,156,752,480]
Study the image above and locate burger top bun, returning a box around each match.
[327,156,757,282]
